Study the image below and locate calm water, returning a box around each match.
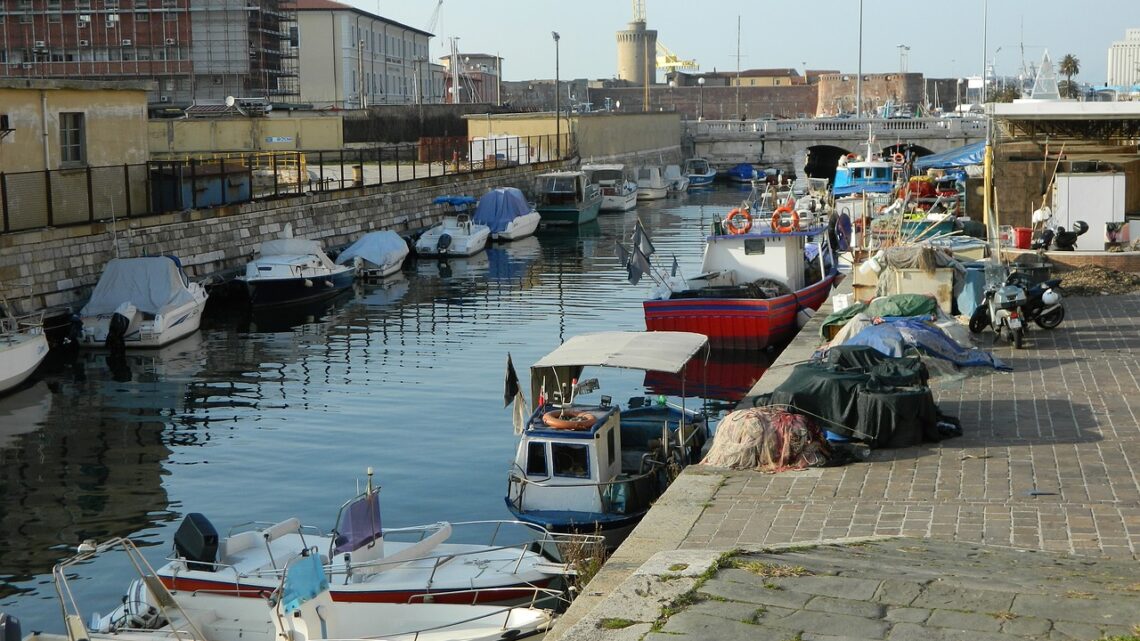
[0,185,774,632]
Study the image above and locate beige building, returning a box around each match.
[295,0,440,109]
[0,78,152,174]
[1107,28,1140,86]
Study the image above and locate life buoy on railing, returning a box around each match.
[724,208,753,234]
[542,409,597,431]
[892,152,905,164]
[770,207,799,233]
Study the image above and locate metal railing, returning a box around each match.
[2,133,570,235]
[690,116,988,137]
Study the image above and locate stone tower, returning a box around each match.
[616,19,657,85]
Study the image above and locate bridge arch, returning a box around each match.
[804,145,852,184]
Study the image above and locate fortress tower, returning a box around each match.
[616,18,657,85]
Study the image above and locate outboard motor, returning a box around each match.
[1,613,21,641]
[436,232,453,255]
[1031,228,1055,251]
[173,513,219,572]
[105,301,137,353]
[1053,220,1088,251]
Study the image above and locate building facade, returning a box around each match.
[0,0,298,108]
[439,52,501,105]
[295,0,438,109]
[1107,28,1140,86]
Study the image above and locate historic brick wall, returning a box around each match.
[816,73,925,116]
[586,84,819,121]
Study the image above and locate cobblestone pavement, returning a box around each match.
[547,293,1140,640]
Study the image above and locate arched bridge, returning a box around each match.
[686,117,988,182]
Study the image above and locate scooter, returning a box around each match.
[1008,274,1065,329]
[969,274,1029,348]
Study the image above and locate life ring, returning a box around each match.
[542,409,597,431]
[724,208,753,234]
[770,207,799,233]
[892,152,905,164]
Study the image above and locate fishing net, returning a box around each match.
[700,407,831,473]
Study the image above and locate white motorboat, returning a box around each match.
[416,196,492,256]
[240,237,355,307]
[583,164,638,212]
[472,187,542,241]
[149,471,593,605]
[335,230,410,279]
[19,536,553,641]
[0,311,48,394]
[635,165,669,200]
[77,257,208,349]
[663,164,690,195]
[683,157,717,188]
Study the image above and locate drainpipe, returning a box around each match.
[40,90,50,167]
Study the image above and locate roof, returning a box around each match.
[531,331,709,374]
[738,68,801,78]
[294,0,432,36]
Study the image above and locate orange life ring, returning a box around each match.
[770,207,799,233]
[724,208,753,234]
[892,152,905,164]
[542,409,597,431]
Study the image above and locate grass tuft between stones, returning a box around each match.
[598,618,638,630]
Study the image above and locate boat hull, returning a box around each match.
[494,212,542,241]
[77,300,206,349]
[537,200,601,226]
[505,505,646,550]
[0,331,49,394]
[635,187,668,201]
[643,274,838,350]
[244,269,356,307]
[600,191,638,212]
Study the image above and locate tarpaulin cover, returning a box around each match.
[914,141,986,170]
[764,346,947,448]
[840,317,1010,371]
[80,257,195,316]
[820,294,939,338]
[700,406,831,472]
[474,187,532,234]
[335,230,409,268]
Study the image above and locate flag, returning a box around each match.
[504,353,519,408]
[616,241,631,268]
[670,254,679,278]
[632,219,655,258]
[632,244,652,281]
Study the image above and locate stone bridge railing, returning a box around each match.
[688,116,988,140]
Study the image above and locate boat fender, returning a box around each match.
[324,280,334,287]
[771,207,799,234]
[542,409,597,430]
[303,279,314,288]
[724,208,753,235]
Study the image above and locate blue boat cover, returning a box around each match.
[433,195,478,209]
[473,187,531,234]
[841,316,1010,371]
[281,551,329,614]
[726,163,757,180]
[914,141,986,170]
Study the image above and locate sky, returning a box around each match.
[348,0,1134,85]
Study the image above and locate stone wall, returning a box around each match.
[816,73,925,116]
[0,161,571,314]
[585,85,819,121]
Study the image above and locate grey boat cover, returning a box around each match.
[80,257,194,316]
[335,230,409,268]
[259,238,336,268]
[473,187,531,234]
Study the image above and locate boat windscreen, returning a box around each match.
[331,490,382,556]
[282,552,329,613]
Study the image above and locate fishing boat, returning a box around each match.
[583,164,638,212]
[335,230,409,279]
[634,165,669,201]
[641,208,841,351]
[505,331,711,548]
[77,256,209,348]
[415,196,492,256]
[534,171,602,226]
[663,164,690,195]
[832,137,902,244]
[17,536,553,641]
[240,235,355,308]
[472,187,542,241]
[150,470,589,605]
[0,310,48,394]
[683,157,717,188]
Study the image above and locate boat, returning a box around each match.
[240,235,355,308]
[534,171,602,226]
[472,187,542,241]
[0,309,48,394]
[634,165,669,200]
[334,230,409,279]
[640,208,841,351]
[77,256,208,348]
[21,536,553,641]
[415,196,492,256]
[683,157,717,188]
[832,136,902,246]
[583,164,638,212]
[663,164,690,195]
[725,163,760,183]
[505,331,711,548]
[150,471,592,605]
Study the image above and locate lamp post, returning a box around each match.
[698,77,705,120]
[668,80,675,112]
[552,31,560,158]
[856,0,863,118]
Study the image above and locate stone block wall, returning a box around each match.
[0,162,571,314]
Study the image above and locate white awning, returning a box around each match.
[531,331,709,374]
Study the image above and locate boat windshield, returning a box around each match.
[331,489,382,555]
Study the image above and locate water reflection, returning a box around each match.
[644,349,773,406]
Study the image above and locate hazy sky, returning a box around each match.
[348,0,1133,85]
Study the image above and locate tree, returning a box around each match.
[1058,54,1081,98]
[991,85,1022,103]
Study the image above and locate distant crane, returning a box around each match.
[631,1,698,73]
[426,0,443,34]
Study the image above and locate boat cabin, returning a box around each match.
[535,172,591,207]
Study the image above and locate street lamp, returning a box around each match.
[668,80,675,112]
[552,31,560,158]
[698,77,705,121]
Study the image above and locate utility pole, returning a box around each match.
[553,31,561,158]
[856,0,863,117]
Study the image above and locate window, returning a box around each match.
[135,12,148,21]
[525,442,547,477]
[59,112,85,165]
[552,444,590,479]
[607,429,615,466]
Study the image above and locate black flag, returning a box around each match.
[504,353,520,408]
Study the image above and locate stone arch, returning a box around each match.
[883,143,936,161]
[803,144,853,184]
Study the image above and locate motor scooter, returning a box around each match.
[969,269,1029,348]
[1007,273,1065,329]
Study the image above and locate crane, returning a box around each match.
[426,0,443,34]
[657,42,698,72]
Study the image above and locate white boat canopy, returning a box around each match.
[80,257,195,316]
[334,231,409,268]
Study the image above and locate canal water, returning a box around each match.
[0,185,778,632]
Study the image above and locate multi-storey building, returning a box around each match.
[439,52,501,105]
[0,0,298,107]
[294,0,438,109]
[1107,28,1140,86]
